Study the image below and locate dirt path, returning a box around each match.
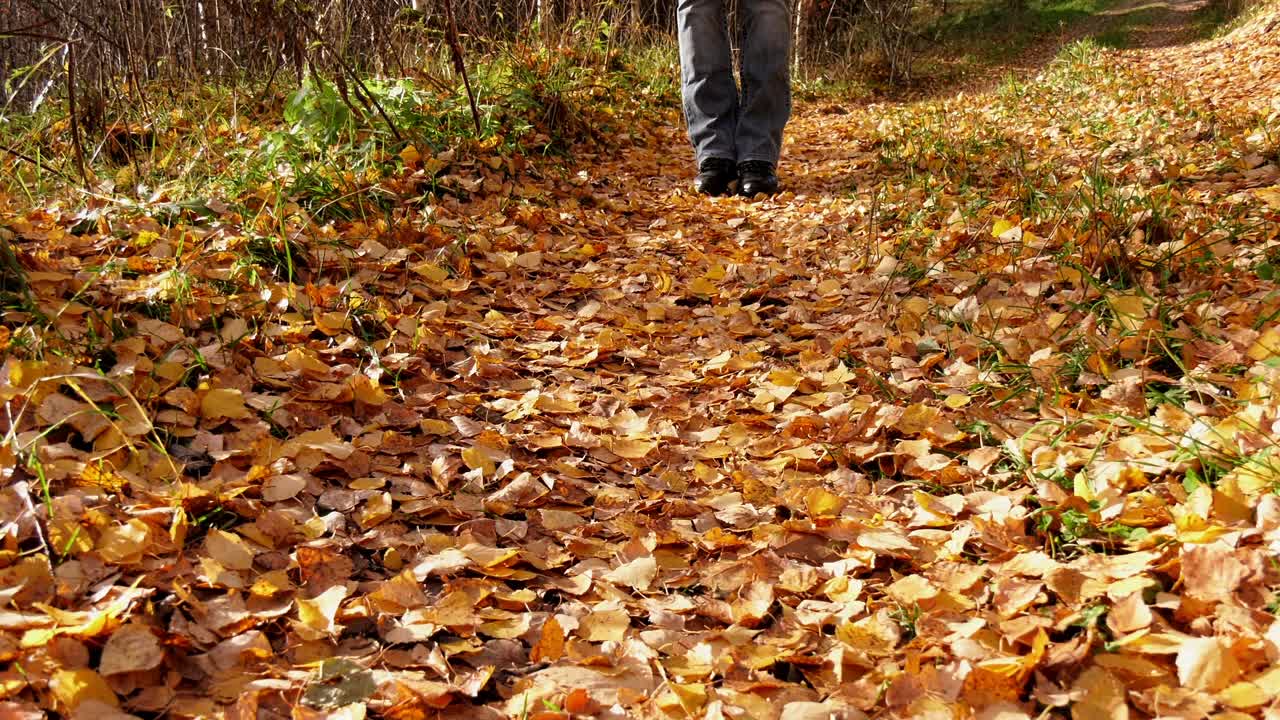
[932,0,1214,98]
[1098,0,1212,47]
[483,12,1278,705]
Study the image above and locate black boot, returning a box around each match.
[738,160,779,197]
[694,157,738,196]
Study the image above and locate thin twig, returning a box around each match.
[10,480,51,559]
[66,37,89,189]
[0,143,75,184]
[441,0,483,136]
[0,28,66,43]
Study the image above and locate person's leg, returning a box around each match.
[678,0,738,166]
[736,0,791,166]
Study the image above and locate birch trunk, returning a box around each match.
[792,0,806,80]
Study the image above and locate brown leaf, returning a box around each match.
[1180,544,1249,603]
[98,623,163,675]
[530,616,565,663]
[1106,593,1153,635]
[1070,666,1129,720]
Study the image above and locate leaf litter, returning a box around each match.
[2,6,1280,719]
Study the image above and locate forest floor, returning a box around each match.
[1,1,1280,719]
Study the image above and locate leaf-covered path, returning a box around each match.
[2,5,1280,719]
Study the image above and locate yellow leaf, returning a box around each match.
[1177,636,1240,691]
[1094,651,1173,682]
[653,272,673,293]
[419,419,454,436]
[133,230,160,248]
[411,262,450,283]
[0,672,25,698]
[1248,326,1280,361]
[992,218,1021,240]
[603,556,657,591]
[835,614,898,655]
[461,446,496,475]
[400,144,421,167]
[515,251,543,269]
[886,574,938,605]
[200,388,250,420]
[205,529,255,571]
[95,519,150,564]
[963,661,1024,707]
[250,569,294,597]
[290,428,355,459]
[367,569,429,613]
[22,580,145,647]
[668,683,708,713]
[424,155,449,175]
[314,311,349,335]
[296,584,348,640]
[1071,666,1128,720]
[356,492,393,529]
[462,544,519,568]
[894,403,940,436]
[285,347,331,374]
[804,487,845,518]
[1124,632,1190,654]
[1109,294,1147,332]
[1073,471,1097,502]
[609,437,656,460]
[768,368,802,387]
[1219,681,1269,709]
[49,669,118,710]
[349,375,388,405]
[1253,186,1280,210]
[579,608,629,642]
[426,590,478,627]
[479,613,531,639]
[1252,666,1280,695]
[688,276,718,296]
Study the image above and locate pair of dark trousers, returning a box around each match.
[678,0,792,166]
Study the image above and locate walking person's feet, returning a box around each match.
[694,157,738,196]
[738,161,779,197]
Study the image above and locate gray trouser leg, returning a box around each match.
[737,0,791,164]
[678,0,738,165]
[677,0,792,166]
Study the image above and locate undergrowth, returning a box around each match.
[0,33,680,222]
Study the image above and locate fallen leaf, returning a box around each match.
[49,669,117,711]
[98,623,163,675]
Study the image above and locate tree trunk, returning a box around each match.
[793,0,806,80]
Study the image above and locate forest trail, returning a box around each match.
[1,3,1279,719]
[935,0,1216,96]
[1097,0,1210,47]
